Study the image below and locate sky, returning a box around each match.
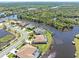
[0,0,79,2]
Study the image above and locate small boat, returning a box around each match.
[72,41,75,45]
[74,53,77,57]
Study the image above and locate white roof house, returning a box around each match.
[26,24,35,29]
[33,28,46,35]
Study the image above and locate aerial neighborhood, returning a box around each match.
[1,2,79,58]
[0,19,53,58]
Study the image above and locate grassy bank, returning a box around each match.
[74,34,79,58]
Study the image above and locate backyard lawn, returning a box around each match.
[7,53,16,58]
[26,28,32,32]
[33,31,53,55]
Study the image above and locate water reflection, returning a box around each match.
[28,21,79,58]
[0,29,10,38]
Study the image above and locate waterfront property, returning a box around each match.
[9,20,27,27]
[0,20,53,58]
[33,28,46,35]
[33,31,53,55]
[16,44,40,58]
[16,21,27,27]
[32,35,47,44]
[26,24,35,30]
[10,20,17,24]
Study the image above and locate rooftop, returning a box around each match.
[34,28,45,35]
[33,35,47,43]
[16,44,37,58]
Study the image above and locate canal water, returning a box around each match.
[0,29,10,38]
[5,15,17,20]
[0,14,18,23]
[0,14,17,37]
[0,29,13,49]
[51,26,79,58]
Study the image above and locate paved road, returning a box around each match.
[0,25,28,57]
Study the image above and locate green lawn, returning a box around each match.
[7,53,16,58]
[26,28,32,32]
[0,34,14,43]
[74,37,79,58]
[0,24,4,29]
[33,31,53,55]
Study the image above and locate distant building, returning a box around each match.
[28,8,37,11]
[50,6,59,9]
[33,28,46,35]
[32,35,47,44]
[16,44,40,58]
[16,21,27,27]
[10,20,17,25]
[26,24,35,29]
[10,20,28,27]
[0,13,6,17]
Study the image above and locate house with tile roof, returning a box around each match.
[32,35,47,44]
[16,44,40,58]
